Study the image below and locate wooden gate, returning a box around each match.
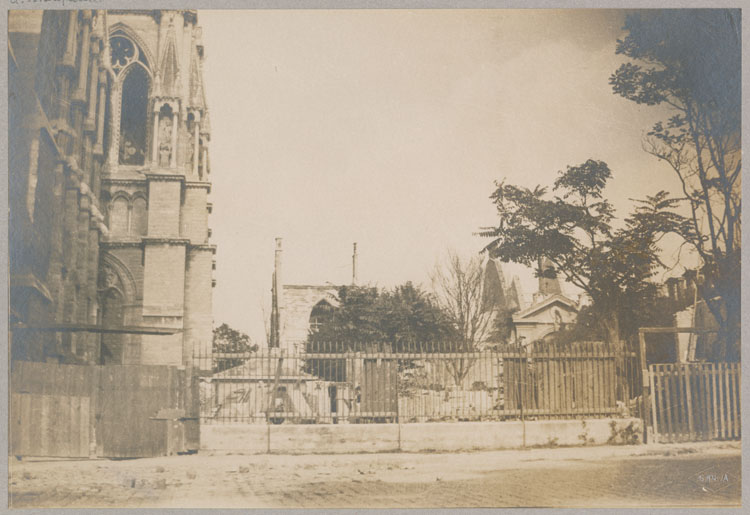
[361,358,398,420]
[649,362,740,443]
[10,362,199,458]
[97,365,200,458]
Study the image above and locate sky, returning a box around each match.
[198,9,687,344]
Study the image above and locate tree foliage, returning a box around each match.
[304,282,459,383]
[212,323,258,373]
[480,160,674,344]
[307,282,457,352]
[610,9,741,360]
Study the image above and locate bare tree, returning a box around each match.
[430,250,494,385]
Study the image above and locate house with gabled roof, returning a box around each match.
[511,258,580,345]
[512,293,580,345]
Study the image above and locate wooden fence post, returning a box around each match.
[638,330,651,443]
[684,364,694,440]
[648,364,658,443]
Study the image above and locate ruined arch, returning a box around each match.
[309,298,335,334]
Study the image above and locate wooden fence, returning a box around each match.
[196,342,641,423]
[10,361,199,458]
[649,362,741,443]
[503,343,630,417]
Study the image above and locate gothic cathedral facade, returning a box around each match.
[9,10,215,368]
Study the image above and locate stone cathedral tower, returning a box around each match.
[100,10,215,367]
[9,10,215,368]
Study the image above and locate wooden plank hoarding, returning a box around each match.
[10,362,199,458]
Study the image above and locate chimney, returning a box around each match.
[271,238,283,348]
[352,242,358,285]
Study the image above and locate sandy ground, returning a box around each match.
[8,441,741,508]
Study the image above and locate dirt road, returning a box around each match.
[9,442,740,508]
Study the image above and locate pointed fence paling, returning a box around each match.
[649,362,741,443]
[193,341,640,424]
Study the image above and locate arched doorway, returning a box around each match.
[100,288,124,364]
[97,257,137,365]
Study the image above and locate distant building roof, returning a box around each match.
[213,357,317,381]
[512,293,579,323]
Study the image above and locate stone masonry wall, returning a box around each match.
[280,285,338,351]
[184,247,214,365]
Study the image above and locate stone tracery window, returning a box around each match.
[119,65,149,166]
[110,36,137,74]
[110,35,149,75]
[110,33,151,166]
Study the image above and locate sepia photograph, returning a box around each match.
[6,3,743,509]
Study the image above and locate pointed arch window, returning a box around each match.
[109,33,151,167]
[118,65,149,165]
[309,299,335,334]
[110,35,150,74]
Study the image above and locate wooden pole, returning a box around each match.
[648,364,658,443]
[682,365,695,440]
[638,330,650,443]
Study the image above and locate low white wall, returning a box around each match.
[201,424,269,453]
[201,418,642,454]
[401,419,640,452]
[272,424,400,454]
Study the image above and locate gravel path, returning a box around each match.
[9,442,741,508]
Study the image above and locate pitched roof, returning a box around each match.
[482,258,508,310]
[512,293,579,322]
[213,357,317,381]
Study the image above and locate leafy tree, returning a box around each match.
[212,323,258,373]
[480,160,675,344]
[610,9,741,361]
[305,283,458,381]
[307,282,456,352]
[554,286,682,360]
[487,307,516,344]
